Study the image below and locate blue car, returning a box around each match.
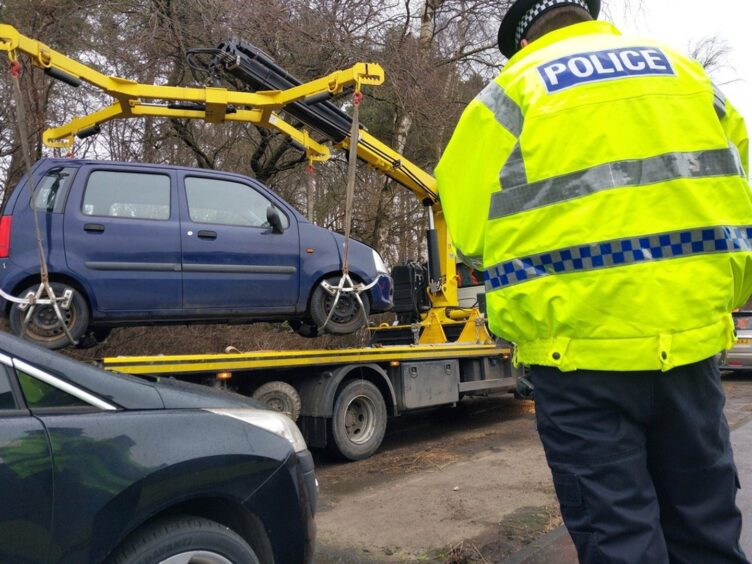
[0,158,392,348]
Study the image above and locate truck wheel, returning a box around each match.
[309,277,370,335]
[328,380,387,461]
[252,381,302,421]
[8,282,89,350]
[108,515,259,564]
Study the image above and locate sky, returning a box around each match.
[610,0,752,128]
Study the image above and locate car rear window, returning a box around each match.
[0,366,17,410]
[33,166,77,213]
[83,170,170,220]
[16,370,88,409]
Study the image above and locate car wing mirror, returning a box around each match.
[266,205,284,234]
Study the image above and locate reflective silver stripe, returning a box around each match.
[13,359,118,411]
[500,143,527,189]
[476,82,523,138]
[484,225,752,291]
[489,148,744,219]
[713,84,727,119]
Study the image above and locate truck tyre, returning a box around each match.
[309,277,370,335]
[328,379,387,461]
[9,282,89,350]
[108,515,259,564]
[252,381,302,421]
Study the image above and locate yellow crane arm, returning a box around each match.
[1,23,379,161]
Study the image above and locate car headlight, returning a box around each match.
[372,249,389,274]
[207,408,308,453]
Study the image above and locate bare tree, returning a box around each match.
[689,35,734,78]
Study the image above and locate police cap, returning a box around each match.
[498,0,601,59]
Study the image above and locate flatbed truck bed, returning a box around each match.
[102,340,519,460]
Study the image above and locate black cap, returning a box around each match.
[497,0,600,59]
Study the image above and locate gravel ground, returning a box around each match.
[313,375,752,563]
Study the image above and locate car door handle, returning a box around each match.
[84,223,105,233]
[197,230,217,240]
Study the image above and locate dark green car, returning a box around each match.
[0,331,316,564]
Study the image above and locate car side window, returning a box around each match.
[82,170,170,220]
[185,176,289,229]
[16,369,88,409]
[0,365,18,411]
[33,166,77,213]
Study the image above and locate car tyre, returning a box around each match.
[108,515,259,564]
[8,282,89,350]
[252,380,302,421]
[328,379,387,461]
[309,277,370,335]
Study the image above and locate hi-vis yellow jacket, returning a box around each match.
[435,20,752,372]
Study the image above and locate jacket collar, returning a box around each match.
[506,20,622,67]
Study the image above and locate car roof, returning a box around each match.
[0,331,262,411]
[34,157,259,184]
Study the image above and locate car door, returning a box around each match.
[179,173,300,311]
[0,360,53,564]
[7,352,137,564]
[63,165,182,313]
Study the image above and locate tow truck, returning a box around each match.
[1,24,522,460]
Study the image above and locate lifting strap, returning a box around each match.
[5,54,78,345]
[317,91,378,332]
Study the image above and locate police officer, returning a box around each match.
[435,1,751,562]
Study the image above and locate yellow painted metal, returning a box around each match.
[418,310,449,344]
[2,23,471,339]
[103,343,509,375]
[1,23,379,158]
[414,308,493,345]
[454,309,495,345]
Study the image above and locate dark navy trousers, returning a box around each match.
[530,358,748,564]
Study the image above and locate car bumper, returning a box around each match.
[242,447,316,564]
[296,450,318,563]
[719,350,752,370]
[370,273,393,312]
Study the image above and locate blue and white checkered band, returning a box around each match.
[483,226,752,291]
[515,0,589,46]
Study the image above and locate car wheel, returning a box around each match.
[8,282,89,350]
[109,515,259,564]
[328,379,387,461]
[309,277,370,335]
[252,381,302,421]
